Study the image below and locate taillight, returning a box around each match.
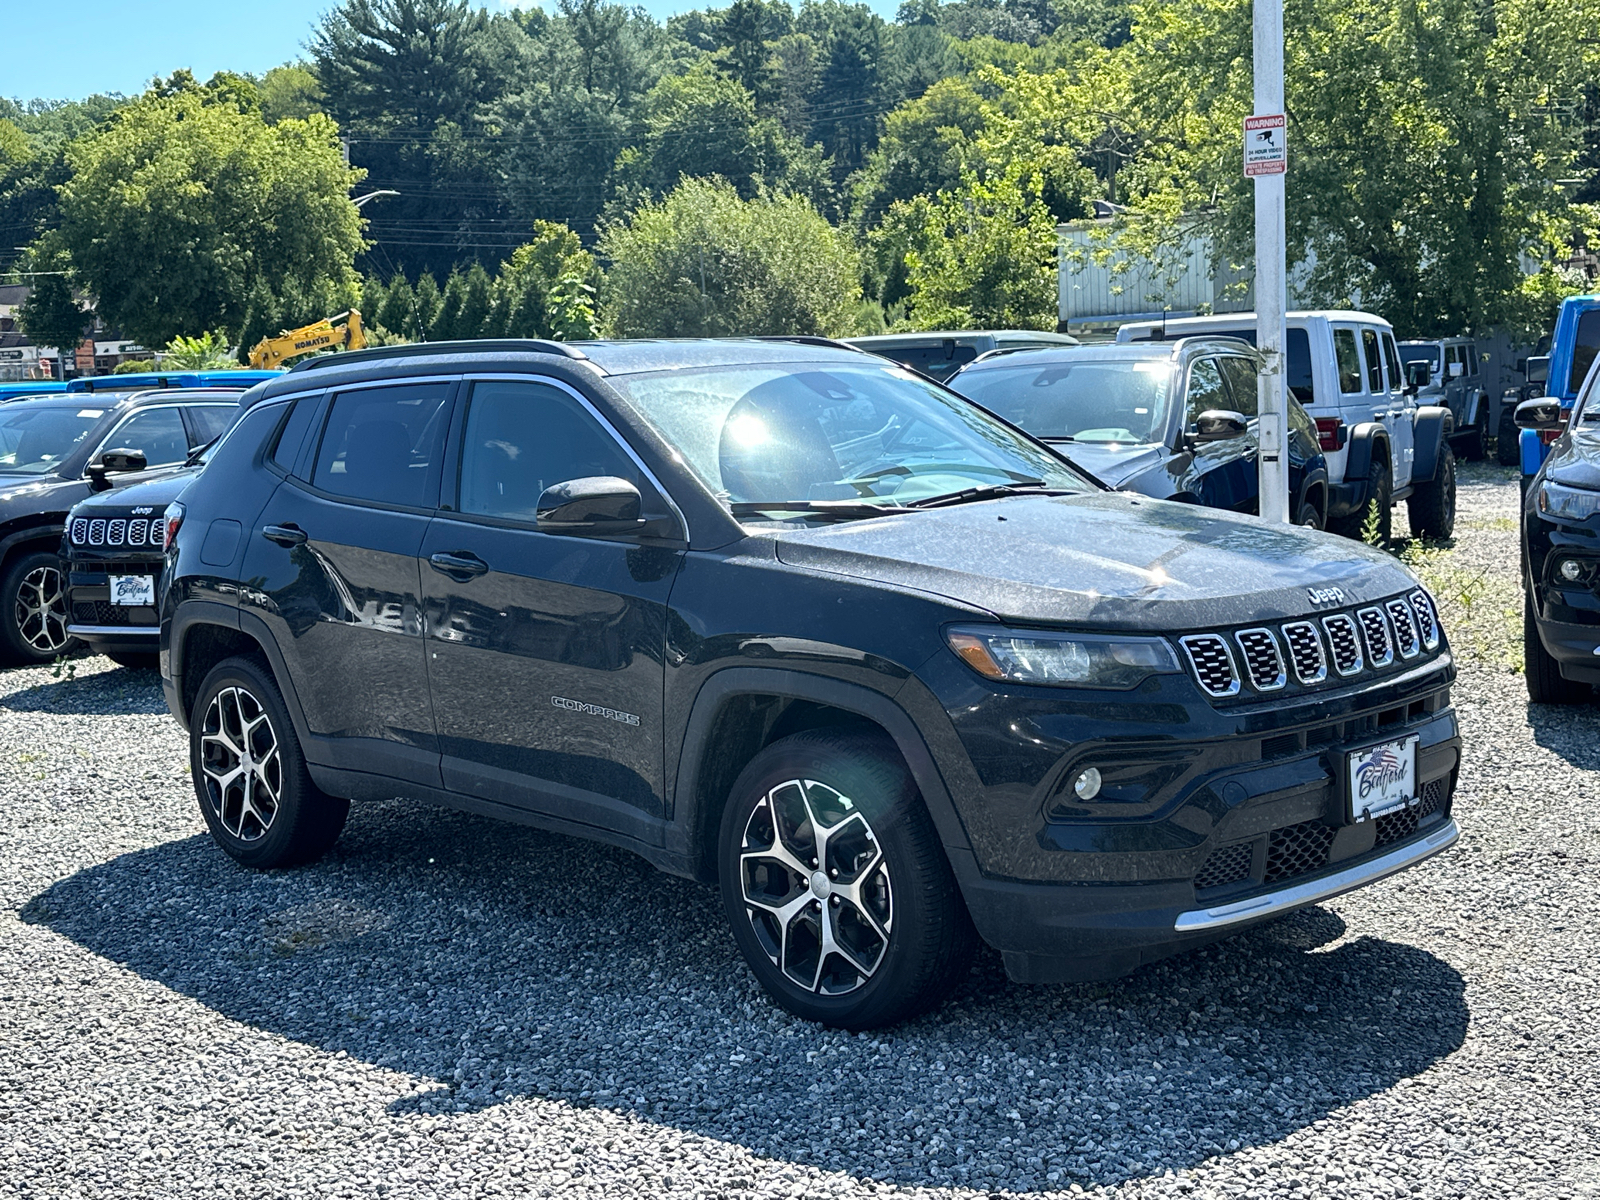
[163,502,185,550]
[1313,417,1347,452]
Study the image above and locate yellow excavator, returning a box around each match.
[248,310,366,370]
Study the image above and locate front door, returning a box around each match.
[1371,327,1414,487]
[1183,356,1259,512]
[239,381,455,786]
[421,378,683,825]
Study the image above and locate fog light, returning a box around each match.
[1558,558,1584,582]
[1073,767,1103,800]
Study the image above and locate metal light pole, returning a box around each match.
[1251,0,1291,524]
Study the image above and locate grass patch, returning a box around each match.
[1394,536,1523,673]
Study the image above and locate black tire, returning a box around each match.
[718,729,977,1029]
[1496,409,1520,467]
[0,550,79,666]
[106,651,160,670]
[1458,416,1487,462]
[1295,500,1323,529]
[1408,445,1457,539]
[190,656,350,868]
[1328,456,1392,544]
[1524,592,1590,705]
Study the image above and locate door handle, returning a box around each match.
[429,551,489,580]
[261,524,307,547]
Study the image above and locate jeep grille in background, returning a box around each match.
[1234,628,1286,691]
[1178,634,1240,697]
[1357,607,1394,666]
[1409,590,1440,649]
[1385,598,1421,659]
[72,517,165,548]
[1323,614,1364,676]
[1281,621,1328,684]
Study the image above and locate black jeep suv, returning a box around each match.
[0,387,246,665]
[160,340,1462,1028]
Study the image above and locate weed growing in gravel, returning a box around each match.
[49,656,77,682]
[1394,537,1522,672]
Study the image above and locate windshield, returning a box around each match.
[0,405,103,475]
[609,363,1091,515]
[949,358,1173,444]
[1398,345,1441,369]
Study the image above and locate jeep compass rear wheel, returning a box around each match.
[191,657,350,868]
[719,730,976,1029]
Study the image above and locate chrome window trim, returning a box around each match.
[456,372,690,541]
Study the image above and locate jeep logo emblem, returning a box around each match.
[1307,586,1346,607]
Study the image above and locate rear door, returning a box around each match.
[420,377,685,826]
[238,380,455,787]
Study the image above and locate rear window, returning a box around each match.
[870,343,979,382]
[312,385,452,508]
[1399,345,1440,368]
[1334,330,1363,394]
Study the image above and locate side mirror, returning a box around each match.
[1527,355,1550,384]
[536,476,647,534]
[1514,397,1565,432]
[85,447,148,492]
[1448,361,1465,378]
[1193,410,1248,442]
[1405,362,1432,389]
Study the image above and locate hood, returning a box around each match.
[0,472,73,506]
[71,466,200,514]
[1052,442,1168,489]
[1545,423,1600,492]
[770,492,1418,631]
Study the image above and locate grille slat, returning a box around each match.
[1357,607,1394,667]
[1179,634,1240,697]
[88,518,106,546]
[70,518,88,545]
[1281,621,1327,684]
[1235,628,1287,691]
[1385,598,1421,659]
[1263,820,1335,884]
[1322,614,1364,676]
[1409,590,1440,649]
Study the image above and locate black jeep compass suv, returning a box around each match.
[159,340,1462,1028]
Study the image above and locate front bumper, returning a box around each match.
[1530,612,1600,684]
[63,553,164,653]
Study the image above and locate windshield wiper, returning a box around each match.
[729,500,915,520]
[906,480,1070,508]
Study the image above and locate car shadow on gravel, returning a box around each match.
[0,665,167,715]
[1527,700,1600,770]
[22,799,1468,1193]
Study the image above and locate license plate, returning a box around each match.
[109,574,155,607]
[1347,735,1419,822]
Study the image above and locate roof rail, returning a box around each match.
[752,335,867,353]
[287,339,591,373]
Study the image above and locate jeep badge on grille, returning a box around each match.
[1307,586,1347,607]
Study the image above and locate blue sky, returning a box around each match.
[4,0,898,104]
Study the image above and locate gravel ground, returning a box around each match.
[2,463,1597,1200]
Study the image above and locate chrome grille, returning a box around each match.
[1281,621,1327,684]
[1357,607,1394,666]
[1409,590,1440,649]
[1323,614,1364,676]
[72,517,163,548]
[1179,634,1240,697]
[1385,598,1420,659]
[1234,628,1286,691]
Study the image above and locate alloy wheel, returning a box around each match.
[14,564,70,655]
[199,686,283,841]
[739,778,894,995]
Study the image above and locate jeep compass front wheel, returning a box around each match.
[719,730,976,1029]
[191,657,350,869]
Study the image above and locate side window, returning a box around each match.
[185,404,235,448]
[100,407,189,468]
[1569,309,1600,395]
[1215,357,1259,417]
[1184,358,1229,427]
[457,381,640,521]
[1467,342,1479,375]
[1334,329,1363,394]
[1382,334,1404,393]
[270,398,319,473]
[1361,329,1384,393]
[312,385,452,507]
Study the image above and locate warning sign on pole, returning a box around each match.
[1244,113,1287,177]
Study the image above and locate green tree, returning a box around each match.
[850,76,982,228]
[498,220,600,338]
[807,4,893,176]
[456,262,495,338]
[47,72,364,349]
[16,269,90,371]
[258,65,324,123]
[162,331,238,369]
[432,269,468,340]
[411,272,443,338]
[600,177,860,337]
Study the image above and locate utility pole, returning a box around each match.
[1251,0,1291,524]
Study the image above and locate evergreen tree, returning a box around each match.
[411,272,443,339]
[432,269,468,340]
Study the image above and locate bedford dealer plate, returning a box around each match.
[109,574,155,607]
[1348,735,1418,822]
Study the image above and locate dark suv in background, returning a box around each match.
[160,339,1461,1028]
[0,387,249,665]
[946,338,1328,527]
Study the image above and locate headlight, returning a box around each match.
[1537,479,1600,523]
[946,625,1180,688]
